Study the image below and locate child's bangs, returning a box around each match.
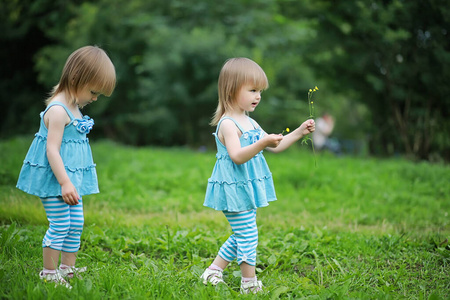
[246,71,268,90]
[90,58,116,96]
[76,47,115,96]
[240,61,268,90]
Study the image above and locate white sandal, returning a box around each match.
[59,266,87,279]
[39,271,72,289]
[240,279,263,294]
[200,268,226,286]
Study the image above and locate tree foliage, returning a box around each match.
[1,0,448,160]
[300,0,450,160]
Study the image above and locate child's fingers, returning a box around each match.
[73,191,80,204]
[63,195,73,205]
[63,192,80,205]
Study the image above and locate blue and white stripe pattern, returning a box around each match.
[219,209,258,266]
[41,197,84,252]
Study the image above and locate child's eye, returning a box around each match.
[90,91,101,96]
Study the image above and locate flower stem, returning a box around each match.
[304,87,318,167]
[311,139,317,167]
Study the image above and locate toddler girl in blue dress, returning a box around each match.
[201,57,315,294]
[16,46,116,288]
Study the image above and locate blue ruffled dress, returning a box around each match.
[16,102,99,198]
[204,117,277,212]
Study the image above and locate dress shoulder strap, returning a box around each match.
[248,117,259,129]
[216,117,245,134]
[43,101,76,120]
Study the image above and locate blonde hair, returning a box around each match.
[210,57,269,126]
[46,45,116,105]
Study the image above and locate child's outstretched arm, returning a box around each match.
[266,119,315,153]
[45,106,80,205]
[220,119,283,165]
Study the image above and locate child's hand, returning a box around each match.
[300,119,315,136]
[263,134,284,148]
[61,182,80,205]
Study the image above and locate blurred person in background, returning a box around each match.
[313,112,341,154]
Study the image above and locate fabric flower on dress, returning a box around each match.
[73,116,94,134]
[250,129,263,143]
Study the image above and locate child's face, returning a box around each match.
[76,86,101,108]
[235,83,263,113]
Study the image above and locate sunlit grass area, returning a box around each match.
[1,138,449,299]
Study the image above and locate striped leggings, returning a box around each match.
[218,209,258,266]
[40,197,84,253]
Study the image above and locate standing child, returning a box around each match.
[16,45,116,287]
[200,57,315,294]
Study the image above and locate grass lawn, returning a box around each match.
[0,137,449,299]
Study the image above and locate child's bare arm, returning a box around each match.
[267,119,315,153]
[220,119,283,165]
[45,106,80,204]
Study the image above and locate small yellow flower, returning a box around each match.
[311,101,314,104]
[281,127,290,135]
[315,86,319,90]
[309,89,312,92]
